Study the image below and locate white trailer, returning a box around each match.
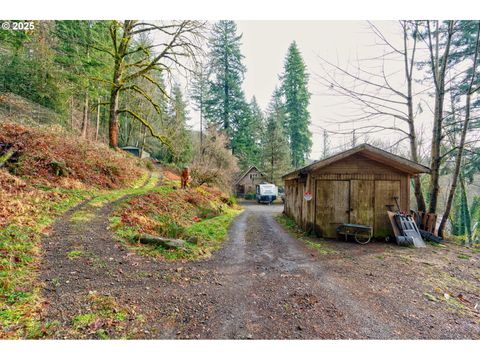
[255,183,278,204]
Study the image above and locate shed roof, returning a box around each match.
[234,165,266,185]
[282,143,430,179]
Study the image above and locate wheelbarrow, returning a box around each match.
[336,223,373,245]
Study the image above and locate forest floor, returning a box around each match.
[39,197,480,339]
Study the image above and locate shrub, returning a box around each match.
[190,126,238,193]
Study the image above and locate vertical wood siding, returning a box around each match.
[284,154,412,238]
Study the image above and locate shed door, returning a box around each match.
[374,180,401,237]
[315,180,349,237]
[350,180,374,226]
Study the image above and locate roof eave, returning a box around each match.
[282,143,430,179]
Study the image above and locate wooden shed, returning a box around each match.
[282,144,430,238]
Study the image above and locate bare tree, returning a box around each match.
[94,20,206,149]
[438,22,480,237]
[190,125,239,192]
[316,21,427,211]
[419,20,457,214]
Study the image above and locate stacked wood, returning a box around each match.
[413,211,437,234]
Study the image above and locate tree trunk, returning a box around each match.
[438,93,472,238]
[437,22,479,237]
[136,234,186,249]
[403,23,426,212]
[408,131,425,212]
[108,59,122,148]
[109,87,120,148]
[427,21,454,214]
[70,96,74,129]
[108,23,127,149]
[460,176,472,244]
[81,92,89,139]
[200,95,203,154]
[0,148,15,168]
[95,97,100,142]
[428,91,444,214]
[140,125,147,158]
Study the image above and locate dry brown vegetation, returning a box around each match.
[0,121,150,338]
[0,122,145,190]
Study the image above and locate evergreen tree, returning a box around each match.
[55,20,112,135]
[163,84,193,165]
[205,20,247,150]
[451,186,462,236]
[451,174,473,240]
[248,96,264,164]
[280,41,312,168]
[261,88,291,184]
[232,98,259,171]
[190,62,210,150]
[0,21,64,112]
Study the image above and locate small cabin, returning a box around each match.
[234,166,268,197]
[282,144,430,238]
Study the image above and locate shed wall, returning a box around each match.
[284,154,411,238]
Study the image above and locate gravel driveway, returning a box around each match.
[40,199,480,339]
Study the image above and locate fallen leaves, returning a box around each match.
[0,122,145,190]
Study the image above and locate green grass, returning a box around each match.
[275,214,337,255]
[67,250,84,260]
[0,189,90,339]
[70,210,95,222]
[424,292,438,302]
[115,208,242,261]
[304,239,337,255]
[64,291,141,339]
[185,208,240,245]
[89,171,158,207]
[0,171,157,339]
[73,313,97,329]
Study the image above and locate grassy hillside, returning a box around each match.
[0,120,241,338]
[0,121,151,338]
[111,179,241,260]
[0,122,146,189]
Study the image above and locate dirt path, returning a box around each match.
[40,197,480,339]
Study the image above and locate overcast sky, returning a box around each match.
[187,21,432,160]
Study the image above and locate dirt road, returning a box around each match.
[40,200,480,339]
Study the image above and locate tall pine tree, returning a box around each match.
[166,84,193,165]
[280,41,312,168]
[233,98,259,171]
[190,62,209,151]
[205,20,247,151]
[261,87,291,184]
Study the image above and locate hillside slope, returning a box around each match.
[0,120,240,339]
[0,121,151,338]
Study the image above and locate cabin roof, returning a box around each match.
[234,165,266,185]
[282,143,430,179]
